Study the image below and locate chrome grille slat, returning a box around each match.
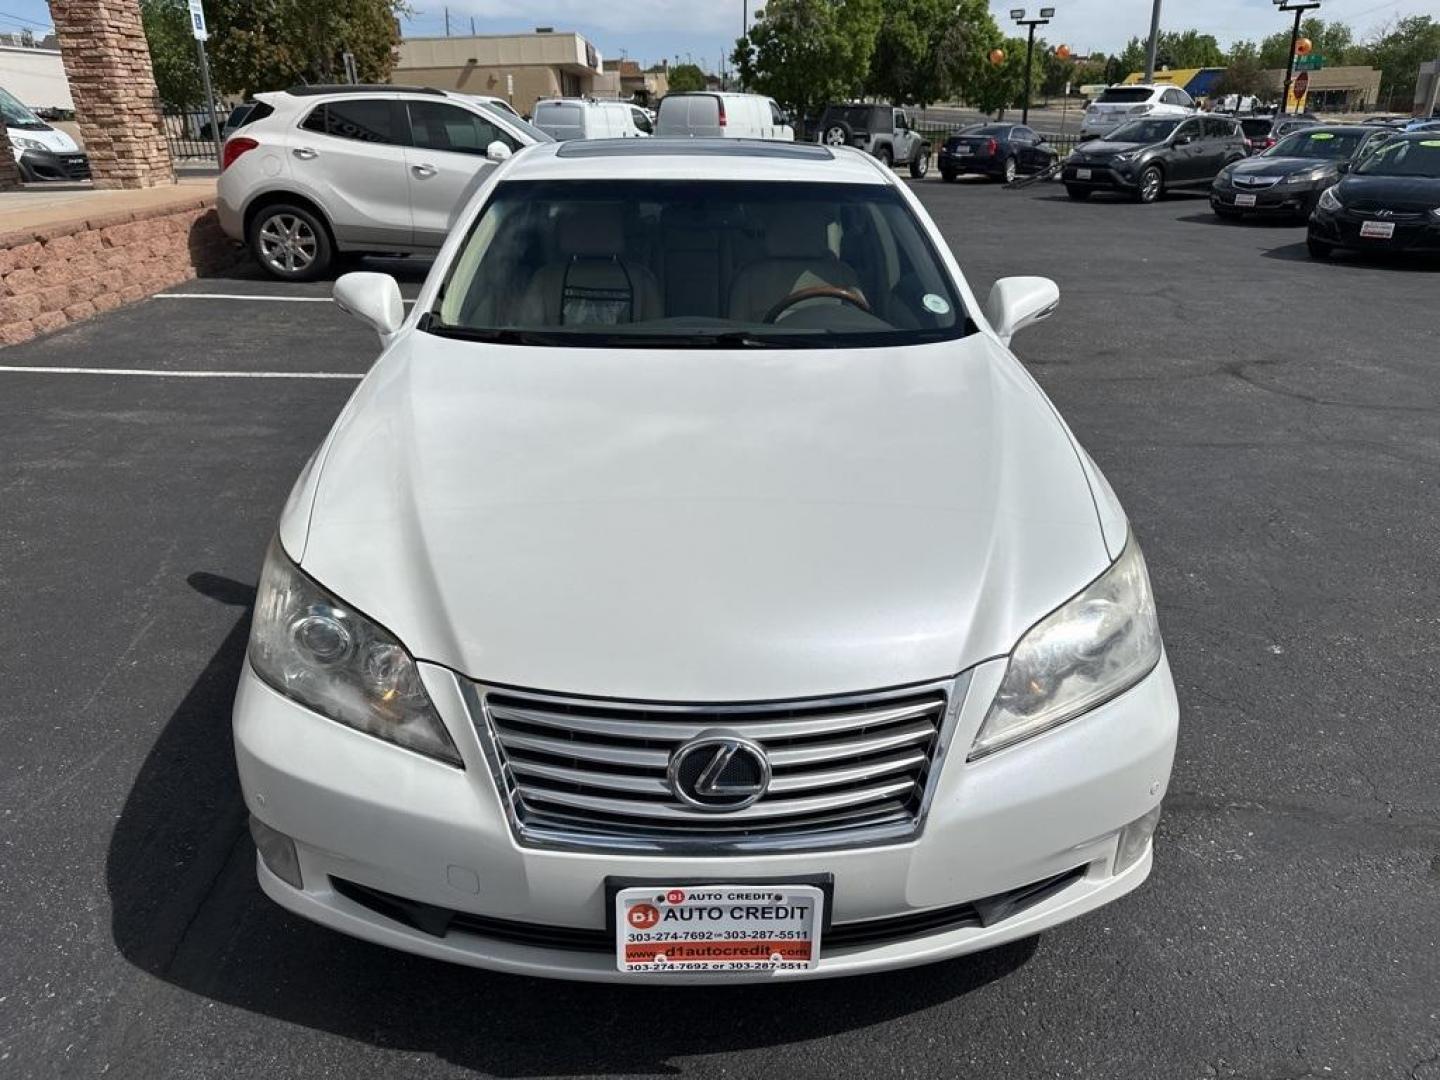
[468,677,964,854]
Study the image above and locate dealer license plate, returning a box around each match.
[1076,168,1092,180]
[1359,220,1395,240]
[1234,194,1257,208]
[955,146,973,155]
[615,884,823,974]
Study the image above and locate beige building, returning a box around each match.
[601,58,670,106]
[1262,65,1383,112]
[393,31,606,117]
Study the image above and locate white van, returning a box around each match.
[655,92,794,141]
[531,99,650,141]
[2,85,89,181]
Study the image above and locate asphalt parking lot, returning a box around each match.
[2,179,1437,1080]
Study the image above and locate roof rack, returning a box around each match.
[284,84,448,97]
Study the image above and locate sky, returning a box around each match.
[2,0,1436,72]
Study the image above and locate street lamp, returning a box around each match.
[1009,7,1055,125]
[1273,0,1321,116]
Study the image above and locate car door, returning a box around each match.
[292,96,412,248]
[1202,118,1237,177]
[892,109,916,163]
[1167,118,1206,183]
[403,98,519,250]
[1011,126,1042,171]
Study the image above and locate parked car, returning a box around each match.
[1239,114,1320,155]
[1211,125,1397,221]
[216,85,549,280]
[532,98,651,141]
[1307,132,1440,258]
[814,102,932,177]
[455,93,521,119]
[1063,115,1246,203]
[655,92,793,140]
[938,123,1059,183]
[629,104,654,135]
[1,84,89,182]
[234,136,1178,983]
[1079,84,1196,140]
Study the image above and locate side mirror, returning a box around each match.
[1173,133,1194,146]
[1336,160,1351,174]
[985,276,1059,346]
[333,272,405,339]
[486,140,512,162]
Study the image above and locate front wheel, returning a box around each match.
[250,204,333,281]
[876,145,893,168]
[909,148,930,178]
[1307,237,1334,259]
[1135,165,1164,204]
[1066,185,1091,200]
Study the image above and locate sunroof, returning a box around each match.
[555,139,835,160]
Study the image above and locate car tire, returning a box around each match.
[876,145,893,168]
[250,203,333,281]
[997,156,1018,184]
[909,148,930,178]
[1135,165,1164,204]
[1065,186,1091,200]
[821,121,852,147]
[1307,237,1334,259]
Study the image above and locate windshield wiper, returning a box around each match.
[593,331,784,349]
[418,318,788,349]
[419,321,572,347]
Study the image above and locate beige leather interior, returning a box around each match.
[518,205,663,326]
[727,205,863,322]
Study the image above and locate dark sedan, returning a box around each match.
[1063,116,1247,203]
[938,124,1058,183]
[1308,134,1440,258]
[1211,125,1397,222]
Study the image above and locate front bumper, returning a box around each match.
[233,654,1179,983]
[1062,162,1136,192]
[16,148,90,182]
[1309,208,1440,253]
[1211,180,1317,217]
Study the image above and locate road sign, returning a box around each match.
[188,0,208,41]
[1295,54,1323,71]
[1294,71,1311,99]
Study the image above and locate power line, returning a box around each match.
[0,7,51,29]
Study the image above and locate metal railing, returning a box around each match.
[162,107,220,163]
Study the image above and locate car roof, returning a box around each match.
[505,139,891,185]
[283,84,447,97]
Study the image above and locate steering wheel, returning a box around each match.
[763,285,872,324]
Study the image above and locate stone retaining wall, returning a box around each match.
[0,196,244,346]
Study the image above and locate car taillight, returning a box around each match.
[717,99,726,128]
[222,136,258,172]
[986,138,998,155]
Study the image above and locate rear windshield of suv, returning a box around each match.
[427,179,968,349]
[1097,88,1155,104]
[825,105,881,129]
[1240,118,1273,137]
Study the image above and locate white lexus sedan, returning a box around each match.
[234,138,1178,983]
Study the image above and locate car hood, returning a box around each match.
[1334,174,1440,207]
[7,123,77,153]
[290,333,1113,701]
[1076,139,1151,157]
[1231,155,1336,178]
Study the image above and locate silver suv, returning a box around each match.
[814,103,931,178]
[216,85,548,280]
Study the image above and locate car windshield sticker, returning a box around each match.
[922,294,950,315]
[1309,132,1334,140]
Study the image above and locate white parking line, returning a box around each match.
[153,293,417,304]
[0,365,362,380]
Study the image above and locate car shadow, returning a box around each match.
[1175,211,1303,229]
[1260,242,1440,270]
[105,571,1040,1076]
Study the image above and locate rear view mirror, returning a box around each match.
[985,276,1059,346]
[486,141,512,163]
[333,272,405,339]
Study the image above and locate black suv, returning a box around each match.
[1064,115,1247,203]
[814,103,931,178]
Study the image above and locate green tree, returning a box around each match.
[1217,41,1267,101]
[1360,15,1440,106]
[140,0,408,102]
[1115,36,1147,77]
[968,35,1042,116]
[1156,29,1223,68]
[667,63,707,93]
[732,0,884,120]
[864,0,999,107]
[1258,17,1353,70]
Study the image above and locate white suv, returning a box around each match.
[216,85,548,280]
[234,137,1179,983]
[1081,84,1196,140]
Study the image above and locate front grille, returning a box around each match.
[1233,174,1282,189]
[466,679,962,853]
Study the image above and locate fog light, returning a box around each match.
[1115,803,1163,873]
[249,816,303,889]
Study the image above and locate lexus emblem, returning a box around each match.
[667,733,771,812]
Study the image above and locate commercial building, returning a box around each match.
[0,37,74,111]
[393,30,606,117]
[1262,65,1382,111]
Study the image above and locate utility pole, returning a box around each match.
[470,16,476,35]
[1273,0,1321,115]
[1143,0,1162,81]
[1009,8,1055,126]
[444,6,450,36]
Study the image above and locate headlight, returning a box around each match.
[1112,151,1135,163]
[1430,206,1440,219]
[1317,186,1343,212]
[248,538,462,766]
[12,136,46,151]
[971,539,1162,759]
[1282,171,1324,185]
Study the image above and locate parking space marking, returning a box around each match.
[0,365,362,380]
[153,293,417,304]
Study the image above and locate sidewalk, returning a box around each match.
[0,177,218,236]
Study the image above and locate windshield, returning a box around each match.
[429,179,967,349]
[1266,129,1364,160]
[0,86,46,129]
[962,125,1011,136]
[1240,118,1272,137]
[1097,88,1154,104]
[475,101,553,142]
[1355,138,1440,178]
[1106,118,1181,143]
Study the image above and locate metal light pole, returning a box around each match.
[1143,0,1163,81]
[1274,0,1321,115]
[1010,8,1054,126]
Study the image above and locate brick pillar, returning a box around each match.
[0,125,21,190]
[48,0,175,189]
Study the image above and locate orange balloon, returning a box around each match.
[1295,37,1313,56]
[1055,44,1071,60]
[989,48,1006,66]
